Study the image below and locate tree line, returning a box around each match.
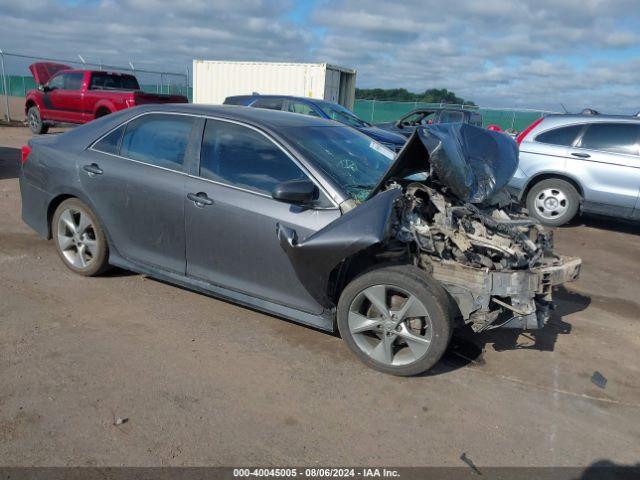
[355,88,475,106]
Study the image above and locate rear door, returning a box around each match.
[83,112,198,272]
[184,118,340,314]
[570,122,640,217]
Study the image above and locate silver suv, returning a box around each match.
[509,114,640,226]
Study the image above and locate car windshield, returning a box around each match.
[315,101,370,129]
[279,126,395,203]
[89,72,140,91]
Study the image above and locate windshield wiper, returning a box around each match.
[345,183,374,190]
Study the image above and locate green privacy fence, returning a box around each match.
[353,99,551,131]
[0,74,193,101]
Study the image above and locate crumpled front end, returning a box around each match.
[395,182,581,331]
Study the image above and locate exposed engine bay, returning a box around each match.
[278,123,581,332]
[391,181,580,331]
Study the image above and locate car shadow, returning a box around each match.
[566,213,640,235]
[0,146,21,180]
[423,286,591,377]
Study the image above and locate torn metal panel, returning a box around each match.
[277,188,403,308]
[369,124,519,204]
[277,123,581,332]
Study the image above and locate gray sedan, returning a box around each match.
[19,105,580,376]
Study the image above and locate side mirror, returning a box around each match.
[38,84,45,92]
[272,179,317,205]
[394,120,404,128]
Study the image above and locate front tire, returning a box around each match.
[337,265,452,376]
[27,106,49,135]
[52,198,110,276]
[526,178,580,227]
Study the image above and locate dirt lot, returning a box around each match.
[1,125,639,468]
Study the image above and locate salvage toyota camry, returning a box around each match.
[19,104,581,376]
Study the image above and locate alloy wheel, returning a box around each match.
[348,284,433,366]
[56,207,99,269]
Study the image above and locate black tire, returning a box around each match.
[95,109,111,119]
[337,265,452,376]
[52,198,110,276]
[27,106,49,135]
[526,178,580,227]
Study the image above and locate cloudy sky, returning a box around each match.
[1,0,639,112]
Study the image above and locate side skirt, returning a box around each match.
[108,252,336,333]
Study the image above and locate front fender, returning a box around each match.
[277,188,403,308]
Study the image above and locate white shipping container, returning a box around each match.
[192,60,357,109]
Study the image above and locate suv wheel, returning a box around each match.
[337,265,452,376]
[27,106,49,135]
[52,198,110,276]
[526,178,580,227]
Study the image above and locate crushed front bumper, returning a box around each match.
[427,255,582,331]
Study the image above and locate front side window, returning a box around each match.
[200,119,308,195]
[286,101,319,117]
[438,111,464,123]
[279,126,395,202]
[120,114,195,169]
[535,125,583,146]
[48,74,65,90]
[469,113,483,126]
[251,98,284,110]
[64,72,84,90]
[315,101,369,128]
[578,123,640,156]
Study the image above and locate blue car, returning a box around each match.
[224,94,406,152]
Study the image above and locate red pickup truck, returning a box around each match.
[25,62,188,134]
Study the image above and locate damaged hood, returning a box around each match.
[368,123,519,204]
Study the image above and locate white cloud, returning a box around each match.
[0,0,638,112]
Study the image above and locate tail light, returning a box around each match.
[516,117,544,145]
[21,145,31,164]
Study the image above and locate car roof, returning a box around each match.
[542,113,640,124]
[227,94,325,104]
[115,103,340,128]
[402,107,479,115]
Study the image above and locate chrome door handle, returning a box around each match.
[571,152,590,158]
[82,163,103,175]
[187,192,214,206]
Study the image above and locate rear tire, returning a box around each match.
[526,178,580,227]
[337,265,452,376]
[52,198,110,276]
[27,106,48,135]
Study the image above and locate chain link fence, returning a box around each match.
[1,50,191,122]
[353,99,558,131]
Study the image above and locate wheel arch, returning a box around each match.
[45,192,114,252]
[522,172,584,201]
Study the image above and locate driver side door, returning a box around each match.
[184,118,341,314]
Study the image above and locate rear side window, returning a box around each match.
[120,114,195,169]
[89,72,140,91]
[93,126,125,155]
[578,123,640,155]
[439,111,464,123]
[535,125,583,146]
[251,98,284,110]
[200,119,307,195]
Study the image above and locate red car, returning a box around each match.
[25,62,188,134]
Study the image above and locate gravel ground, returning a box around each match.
[1,126,639,468]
